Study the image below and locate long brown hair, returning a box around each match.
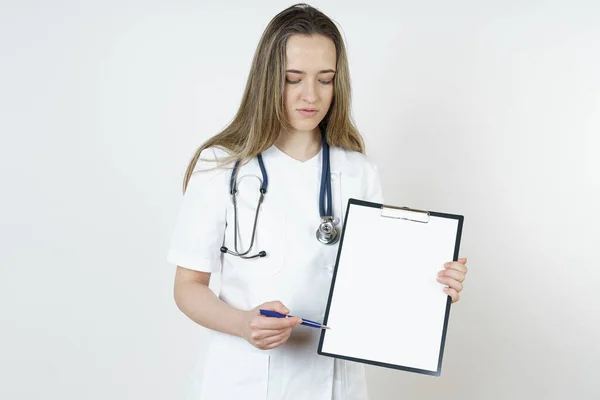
[182,3,364,192]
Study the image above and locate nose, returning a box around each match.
[302,79,319,104]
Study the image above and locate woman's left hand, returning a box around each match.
[437,257,468,303]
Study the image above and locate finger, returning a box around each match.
[250,328,289,342]
[444,261,468,274]
[257,329,291,349]
[254,331,289,349]
[436,276,463,293]
[458,257,467,264]
[438,268,465,283]
[258,301,290,315]
[443,287,460,303]
[263,333,293,350]
[251,316,302,331]
[256,327,293,349]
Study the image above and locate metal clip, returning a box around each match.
[380,204,430,223]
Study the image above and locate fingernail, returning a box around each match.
[283,307,290,313]
[438,270,444,277]
[444,262,450,268]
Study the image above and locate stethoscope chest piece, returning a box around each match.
[316,216,339,245]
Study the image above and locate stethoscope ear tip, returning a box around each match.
[220,246,228,253]
[259,251,267,257]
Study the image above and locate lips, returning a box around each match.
[299,108,317,112]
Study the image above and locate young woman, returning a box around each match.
[167,3,468,399]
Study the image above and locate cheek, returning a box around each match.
[322,86,334,107]
[283,88,297,112]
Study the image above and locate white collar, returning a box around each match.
[262,145,360,176]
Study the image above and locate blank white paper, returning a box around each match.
[320,203,460,373]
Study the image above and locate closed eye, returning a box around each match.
[285,79,333,85]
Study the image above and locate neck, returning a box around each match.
[275,127,322,162]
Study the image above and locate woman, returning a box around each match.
[167,3,468,399]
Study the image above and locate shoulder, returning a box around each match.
[185,146,236,193]
[192,146,235,174]
[330,146,379,178]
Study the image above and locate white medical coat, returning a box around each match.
[167,144,384,400]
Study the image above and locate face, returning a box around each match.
[283,34,336,135]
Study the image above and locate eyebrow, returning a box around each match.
[286,69,336,74]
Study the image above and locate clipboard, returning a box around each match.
[317,198,464,377]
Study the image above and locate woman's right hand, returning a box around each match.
[240,301,303,350]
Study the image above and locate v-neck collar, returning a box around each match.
[268,144,322,168]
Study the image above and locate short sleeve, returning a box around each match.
[364,157,385,204]
[166,148,229,272]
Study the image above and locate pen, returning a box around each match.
[259,309,331,330]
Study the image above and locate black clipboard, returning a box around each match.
[317,198,464,376]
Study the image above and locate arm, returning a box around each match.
[173,266,246,337]
[173,266,302,347]
[169,149,300,347]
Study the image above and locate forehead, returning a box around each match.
[285,34,336,71]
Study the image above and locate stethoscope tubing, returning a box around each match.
[223,132,336,258]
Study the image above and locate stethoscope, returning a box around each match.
[220,133,339,259]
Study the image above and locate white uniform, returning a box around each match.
[167,144,384,400]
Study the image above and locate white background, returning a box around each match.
[1,1,598,399]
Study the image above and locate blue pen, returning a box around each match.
[259,309,331,330]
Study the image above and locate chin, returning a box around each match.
[289,119,322,133]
